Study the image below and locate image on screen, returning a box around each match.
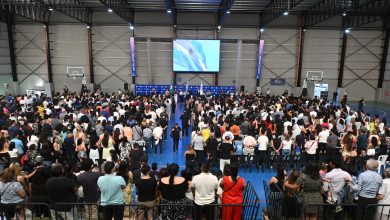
[173,39,220,72]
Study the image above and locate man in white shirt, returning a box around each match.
[192,162,218,220]
[257,129,269,168]
[323,157,352,207]
[318,125,329,155]
[153,124,163,154]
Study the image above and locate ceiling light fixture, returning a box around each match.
[283,11,289,16]
[226,10,230,14]
[48,7,53,11]
[342,12,347,16]
[345,28,350,33]
[167,9,172,13]
[108,8,113,13]
[260,28,264,32]
[87,25,90,29]
[129,24,134,30]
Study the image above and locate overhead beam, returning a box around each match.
[34,0,92,23]
[296,16,304,87]
[259,0,305,28]
[44,25,53,83]
[0,0,50,24]
[378,18,390,88]
[303,0,389,28]
[98,0,134,23]
[217,0,235,26]
[164,0,177,25]
[4,9,17,82]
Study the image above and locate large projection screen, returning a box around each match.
[173,39,220,72]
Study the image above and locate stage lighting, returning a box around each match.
[283,11,289,16]
[167,9,172,13]
[108,8,113,13]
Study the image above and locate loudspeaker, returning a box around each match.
[124,83,129,90]
[240,85,245,92]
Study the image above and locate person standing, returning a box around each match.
[376,168,390,220]
[46,163,78,219]
[220,164,245,220]
[180,110,190,137]
[358,97,365,112]
[192,130,205,166]
[355,159,382,220]
[318,125,330,156]
[153,123,163,154]
[77,159,102,219]
[333,90,338,104]
[135,165,157,220]
[171,123,182,153]
[218,136,234,171]
[98,162,126,220]
[192,162,219,220]
[257,129,269,168]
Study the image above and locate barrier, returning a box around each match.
[0,180,259,220]
[135,84,235,95]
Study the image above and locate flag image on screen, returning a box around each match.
[173,39,220,72]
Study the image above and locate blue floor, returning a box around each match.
[147,101,390,220]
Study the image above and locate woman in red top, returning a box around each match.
[220,164,245,220]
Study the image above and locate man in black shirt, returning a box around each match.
[47,163,77,219]
[132,156,148,183]
[180,110,190,136]
[218,136,234,171]
[135,165,157,220]
[129,143,145,172]
[171,123,182,152]
[77,159,102,219]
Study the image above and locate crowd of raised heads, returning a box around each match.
[0,88,389,219]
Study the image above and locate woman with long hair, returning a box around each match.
[116,161,133,217]
[269,164,285,192]
[184,144,196,173]
[220,164,245,220]
[100,130,115,160]
[158,163,188,220]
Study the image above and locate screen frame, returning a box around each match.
[172,39,221,73]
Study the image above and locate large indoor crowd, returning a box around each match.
[0,88,389,220]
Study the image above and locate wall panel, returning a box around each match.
[0,22,12,95]
[14,24,47,94]
[343,31,383,101]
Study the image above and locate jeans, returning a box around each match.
[144,137,153,151]
[173,138,179,152]
[101,205,124,220]
[282,149,291,161]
